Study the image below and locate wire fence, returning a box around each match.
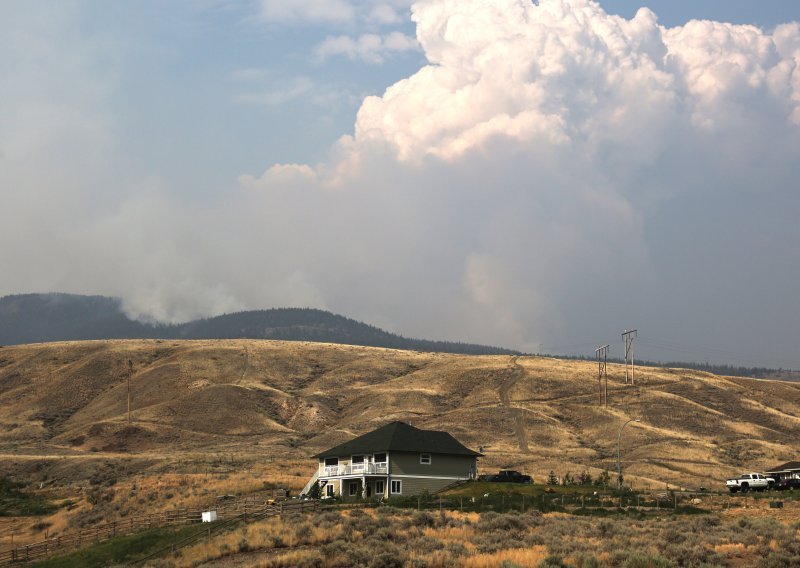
[387,490,759,514]
[0,488,790,566]
[0,498,319,566]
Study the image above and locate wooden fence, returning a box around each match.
[0,499,319,566]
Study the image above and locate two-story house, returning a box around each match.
[306,421,482,499]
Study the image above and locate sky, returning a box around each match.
[1,0,800,368]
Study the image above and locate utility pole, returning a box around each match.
[617,418,640,492]
[622,329,637,385]
[127,359,133,424]
[595,345,609,407]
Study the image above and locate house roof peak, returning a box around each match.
[312,420,481,459]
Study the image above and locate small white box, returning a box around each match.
[202,510,218,523]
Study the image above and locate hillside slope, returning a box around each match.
[0,340,798,490]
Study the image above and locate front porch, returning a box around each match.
[318,475,388,500]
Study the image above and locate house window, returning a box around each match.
[349,482,359,497]
[326,484,334,497]
[374,453,387,463]
[390,480,402,494]
[420,453,432,465]
[375,480,385,494]
[352,455,364,464]
[324,457,338,466]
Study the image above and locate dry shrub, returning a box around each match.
[257,549,324,568]
[620,554,672,568]
[460,545,548,568]
[422,524,474,543]
[714,542,748,555]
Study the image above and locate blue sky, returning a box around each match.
[2,1,800,367]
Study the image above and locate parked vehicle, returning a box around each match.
[726,473,774,493]
[775,478,800,491]
[485,470,532,484]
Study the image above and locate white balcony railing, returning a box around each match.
[321,462,388,477]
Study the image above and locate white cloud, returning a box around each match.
[234,76,315,105]
[239,163,318,189]
[240,0,800,354]
[255,0,356,25]
[314,31,419,63]
[255,0,414,28]
[368,3,404,25]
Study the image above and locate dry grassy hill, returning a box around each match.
[1,339,799,491]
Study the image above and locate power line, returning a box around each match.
[596,344,609,407]
[622,329,637,385]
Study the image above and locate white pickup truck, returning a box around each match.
[726,473,775,493]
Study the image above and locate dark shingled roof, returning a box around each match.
[312,421,482,459]
[765,461,800,473]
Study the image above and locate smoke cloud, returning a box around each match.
[2,0,800,365]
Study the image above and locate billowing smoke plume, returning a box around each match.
[2,0,800,364]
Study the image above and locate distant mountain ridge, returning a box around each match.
[0,293,519,355]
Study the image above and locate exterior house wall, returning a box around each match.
[394,476,455,496]
[321,479,340,498]
[390,452,476,478]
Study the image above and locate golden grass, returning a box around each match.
[460,546,549,567]
[174,514,339,568]
[1,336,800,551]
[255,549,323,567]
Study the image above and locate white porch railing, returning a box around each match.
[321,463,388,477]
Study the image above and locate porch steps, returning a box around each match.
[301,470,319,496]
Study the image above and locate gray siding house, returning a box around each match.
[765,461,800,482]
[306,421,481,499]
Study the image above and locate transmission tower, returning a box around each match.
[127,359,133,424]
[622,329,637,385]
[596,344,609,407]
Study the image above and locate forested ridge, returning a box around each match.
[0,293,518,356]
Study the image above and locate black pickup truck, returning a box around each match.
[484,470,533,484]
[775,478,800,491]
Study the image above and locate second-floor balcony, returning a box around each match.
[322,462,388,477]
